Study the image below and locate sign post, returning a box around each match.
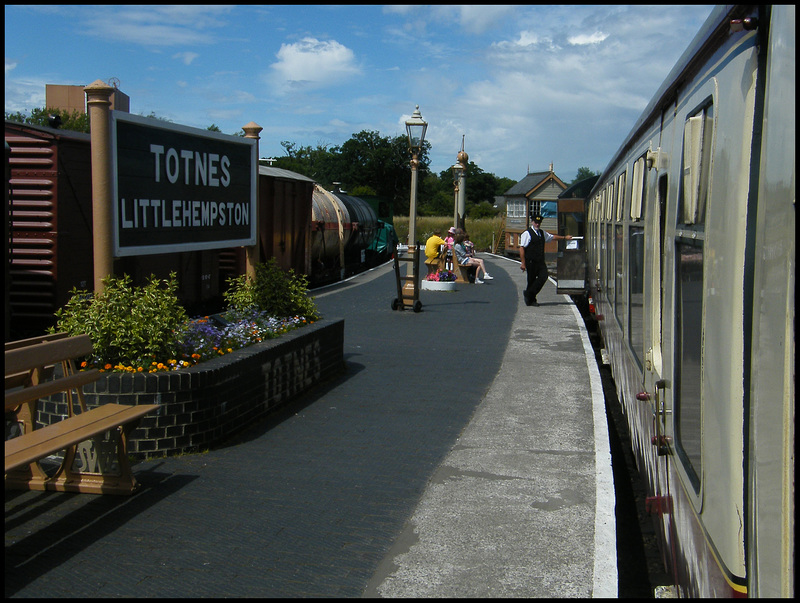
[85,80,115,292]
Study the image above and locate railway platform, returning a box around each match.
[5,254,616,598]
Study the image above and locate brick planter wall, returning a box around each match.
[37,319,345,458]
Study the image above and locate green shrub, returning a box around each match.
[49,273,188,367]
[223,259,320,322]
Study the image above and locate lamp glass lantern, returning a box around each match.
[451,163,463,184]
[405,105,428,154]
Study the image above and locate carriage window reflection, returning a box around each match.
[675,238,704,491]
[615,225,625,328]
[628,225,645,368]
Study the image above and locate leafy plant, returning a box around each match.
[49,263,318,373]
[223,258,320,322]
[50,273,188,367]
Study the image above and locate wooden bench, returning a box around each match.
[5,333,159,495]
[424,245,448,275]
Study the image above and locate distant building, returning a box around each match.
[502,165,567,258]
[45,83,130,114]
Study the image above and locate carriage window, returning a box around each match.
[606,221,614,303]
[680,102,713,226]
[674,237,704,491]
[600,223,606,290]
[628,224,645,368]
[616,172,626,222]
[628,155,647,367]
[614,224,625,326]
[630,157,646,220]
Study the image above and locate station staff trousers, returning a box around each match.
[523,259,548,305]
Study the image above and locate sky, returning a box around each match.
[5,5,715,183]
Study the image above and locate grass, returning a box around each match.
[393,215,505,253]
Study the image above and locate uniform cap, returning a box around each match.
[532,214,543,223]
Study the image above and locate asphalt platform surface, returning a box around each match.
[5,253,616,598]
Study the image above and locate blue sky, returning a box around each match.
[5,5,714,182]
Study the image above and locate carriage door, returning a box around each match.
[642,154,677,578]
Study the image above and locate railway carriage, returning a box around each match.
[585,5,794,597]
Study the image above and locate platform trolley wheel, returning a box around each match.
[413,300,423,313]
[391,298,400,311]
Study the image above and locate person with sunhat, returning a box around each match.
[519,214,572,306]
[444,226,457,249]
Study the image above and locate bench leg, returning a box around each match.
[455,265,472,283]
[4,462,52,491]
[46,422,143,495]
[4,403,52,491]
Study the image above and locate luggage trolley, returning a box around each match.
[391,245,422,312]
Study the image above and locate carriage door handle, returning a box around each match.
[651,379,671,455]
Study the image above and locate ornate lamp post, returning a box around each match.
[405,105,427,253]
[451,162,462,229]
[456,135,468,231]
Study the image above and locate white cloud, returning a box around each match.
[568,32,609,45]
[269,37,361,94]
[451,5,516,34]
[3,77,47,114]
[81,5,232,47]
[173,52,200,66]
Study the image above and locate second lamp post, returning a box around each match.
[405,105,427,253]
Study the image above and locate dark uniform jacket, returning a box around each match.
[523,226,546,265]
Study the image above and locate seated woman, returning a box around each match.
[453,233,493,284]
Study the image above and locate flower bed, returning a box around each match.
[423,269,457,291]
[421,280,457,291]
[425,270,456,282]
[37,318,345,458]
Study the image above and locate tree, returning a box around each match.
[5,107,89,133]
[469,201,499,219]
[571,167,600,185]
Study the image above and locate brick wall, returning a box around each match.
[37,319,345,457]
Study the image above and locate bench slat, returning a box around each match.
[5,334,94,376]
[5,403,159,473]
[4,331,70,352]
[6,371,35,391]
[5,369,101,411]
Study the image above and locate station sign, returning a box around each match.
[111,112,257,257]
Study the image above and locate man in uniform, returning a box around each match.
[519,214,572,306]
